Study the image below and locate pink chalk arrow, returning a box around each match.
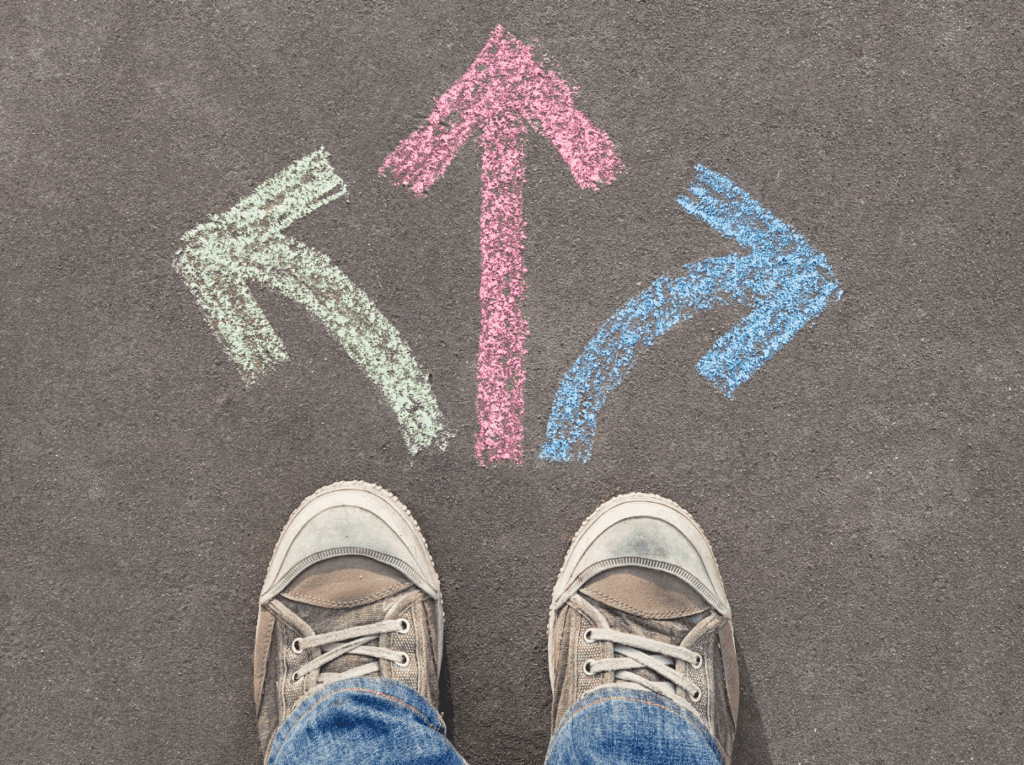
[381,25,624,464]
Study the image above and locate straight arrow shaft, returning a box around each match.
[476,119,528,463]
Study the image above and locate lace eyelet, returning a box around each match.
[395,652,410,667]
[691,688,702,702]
[292,671,302,683]
[582,660,595,676]
[290,638,303,654]
[583,628,595,643]
[692,653,703,669]
[397,619,411,634]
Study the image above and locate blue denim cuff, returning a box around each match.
[268,678,449,765]
[549,686,723,765]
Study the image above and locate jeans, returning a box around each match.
[266,677,722,765]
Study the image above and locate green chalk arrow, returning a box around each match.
[175,148,449,454]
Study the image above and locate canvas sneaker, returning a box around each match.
[548,493,740,763]
[253,481,443,757]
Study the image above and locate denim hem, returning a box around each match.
[268,678,447,764]
[549,685,723,765]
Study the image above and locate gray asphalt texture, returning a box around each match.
[2,2,1023,764]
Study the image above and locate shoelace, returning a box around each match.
[583,613,723,710]
[271,600,411,686]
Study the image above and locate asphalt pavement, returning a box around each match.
[2,2,1022,763]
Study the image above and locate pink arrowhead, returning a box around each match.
[381,25,624,464]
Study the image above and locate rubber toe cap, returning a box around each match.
[260,483,440,605]
[552,494,730,619]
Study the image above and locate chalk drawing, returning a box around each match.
[381,25,623,465]
[176,148,450,455]
[541,165,842,462]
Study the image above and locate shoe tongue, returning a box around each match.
[580,566,709,619]
[282,557,413,679]
[585,595,710,687]
[288,598,396,677]
[281,555,412,609]
[581,568,711,688]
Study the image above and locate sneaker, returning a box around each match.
[548,493,739,763]
[253,481,443,755]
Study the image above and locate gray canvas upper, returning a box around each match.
[548,493,740,764]
[254,482,444,759]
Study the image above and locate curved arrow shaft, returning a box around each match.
[260,239,450,455]
[539,259,748,463]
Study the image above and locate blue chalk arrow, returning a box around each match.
[540,165,842,463]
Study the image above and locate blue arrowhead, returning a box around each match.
[540,165,842,463]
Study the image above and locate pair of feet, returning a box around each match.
[254,482,740,762]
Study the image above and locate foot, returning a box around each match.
[254,481,443,755]
[548,493,739,763]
